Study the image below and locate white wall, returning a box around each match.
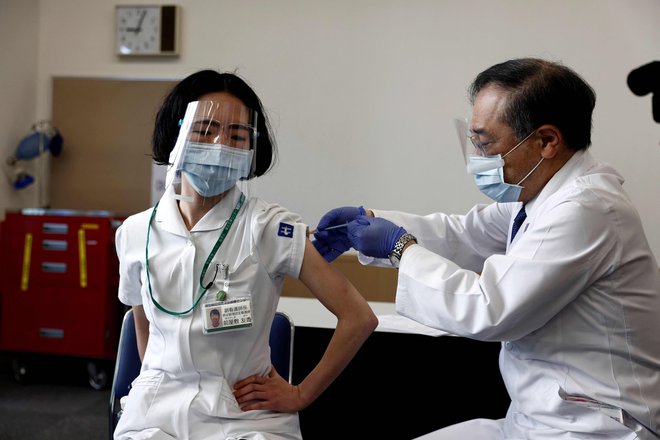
[0,0,40,215]
[2,0,659,258]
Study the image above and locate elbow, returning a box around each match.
[355,312,378,345]
[369,311,379,332]
[362,308,379,335]
[345,305,378,339]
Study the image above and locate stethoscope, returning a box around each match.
[144,193,245,316]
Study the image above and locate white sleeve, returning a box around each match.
[251,201,307,280]
[395,197,619,341]
[115,218,145,306]
[370,203,511,272]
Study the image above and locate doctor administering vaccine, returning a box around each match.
[313,58,660,439]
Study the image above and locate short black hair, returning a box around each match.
[468,58,596,151]
[152,69,276,176]
[210,309,220,317]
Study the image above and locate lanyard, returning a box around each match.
[145,193,245,316]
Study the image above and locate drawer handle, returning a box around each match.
[42,240,68,251]
[39,328,64,339]
[42,223,68,234]
[41,262,67,273]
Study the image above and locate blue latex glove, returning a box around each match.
[312,206,366,262]
[347,216,406,259]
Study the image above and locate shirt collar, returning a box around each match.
[525,149,595,215]
[154,186,242,235]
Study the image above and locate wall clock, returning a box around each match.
[115,5,179,56]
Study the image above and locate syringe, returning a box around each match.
[306,222,348,236]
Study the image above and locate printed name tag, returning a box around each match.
[203,297,253,334]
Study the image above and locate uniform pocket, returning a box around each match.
[193,375,243,418]
[115,370,165,434]
[557,388,640,438]
[129,372,165,427]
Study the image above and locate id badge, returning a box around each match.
[203,296,253,334]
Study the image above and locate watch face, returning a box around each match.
[116,6,161,55]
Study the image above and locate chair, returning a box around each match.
[109,309,295,438]
[109,309,141,439]
[269,310,295,383]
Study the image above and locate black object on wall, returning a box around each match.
[627,61,660,123]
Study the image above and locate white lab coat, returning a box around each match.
[365,150,660,439]
[114,186,307,440]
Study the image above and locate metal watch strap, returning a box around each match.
[388,233,417,268]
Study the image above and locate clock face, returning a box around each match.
[116,6,162,55]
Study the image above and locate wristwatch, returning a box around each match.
[388,233,417,268]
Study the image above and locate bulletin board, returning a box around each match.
[51,77,176,214]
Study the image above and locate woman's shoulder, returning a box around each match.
[116,206,155,242]
[244,197,307,276]
[245,197,307,251]
[247,197,303,225]
[121,207,155,228]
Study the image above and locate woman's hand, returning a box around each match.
[233,366,306,412]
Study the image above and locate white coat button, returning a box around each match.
[505,342,512,350]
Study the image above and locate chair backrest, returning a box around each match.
[109,309,295,438]
[269,310,295,384]
[109,309,140,438]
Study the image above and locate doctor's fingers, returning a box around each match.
[311,240,345,263]
[313,232,351,252]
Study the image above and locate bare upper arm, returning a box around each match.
[132,305,149,362]
[298,240,367,318]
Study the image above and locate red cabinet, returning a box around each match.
[0,210,125,361]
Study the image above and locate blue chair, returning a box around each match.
[269,310,295,383]
[109,309,140,439]
[109,309,295,438]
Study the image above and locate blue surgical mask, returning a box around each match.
[466,131,542,203]
[181,142,253,197]
[467,156,523,202]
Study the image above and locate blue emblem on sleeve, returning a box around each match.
[278,222,294,238]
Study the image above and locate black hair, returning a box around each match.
[468,58,596,151]
[152,69,276,176]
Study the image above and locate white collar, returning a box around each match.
[154,186,243,236]
[525,149,595,215]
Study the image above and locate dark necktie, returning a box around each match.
[511,205,527,242]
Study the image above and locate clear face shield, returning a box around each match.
[454,117,504,170]
[146,100,260,319]
[454,117,540,203]
[166,100,258,208]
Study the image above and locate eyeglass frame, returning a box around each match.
[468,129,535,157]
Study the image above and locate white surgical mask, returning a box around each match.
[181,142,253,197]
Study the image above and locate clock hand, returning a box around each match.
[135,9,147,33]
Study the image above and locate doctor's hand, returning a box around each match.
[347,216,406,259]
[312,206,366,262]
[233,365,307,413]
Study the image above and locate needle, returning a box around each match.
[306,222,348,236]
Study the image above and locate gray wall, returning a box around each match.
[1,0,659,258]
